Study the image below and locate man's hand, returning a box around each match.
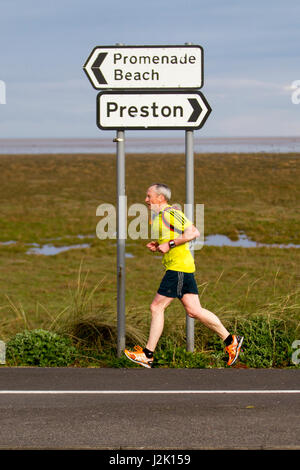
[157,242,170,254]
[146,241,159,252]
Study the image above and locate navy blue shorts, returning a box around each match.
[157,270,199,299]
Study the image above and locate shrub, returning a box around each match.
[4,316,299,369]
[6,329,77,367]
[233,315,299,368]
[203,314,300,368]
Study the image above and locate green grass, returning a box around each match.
[0,151,299,368]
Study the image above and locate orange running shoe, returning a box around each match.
[225,335,244,366]
[124,345,153,369]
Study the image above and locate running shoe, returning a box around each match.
[225,335,244,366]
[124,345,153,369]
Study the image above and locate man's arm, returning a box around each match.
[157,224,200,254]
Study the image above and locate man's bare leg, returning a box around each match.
[145,293,174,352]
[180,293,230,340]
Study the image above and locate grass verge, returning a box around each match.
[0,152,299,368]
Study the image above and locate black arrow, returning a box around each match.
[188,98,201,122]
[91,52,108,85]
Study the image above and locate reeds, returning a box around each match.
[51,260,147,353]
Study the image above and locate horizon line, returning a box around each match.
[1,136,300,141]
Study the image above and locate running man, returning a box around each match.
[124,183,243,368]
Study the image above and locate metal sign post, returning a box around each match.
[114,130,126,357]
[185,129,195,352]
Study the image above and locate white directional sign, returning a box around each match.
[96,91,211,130]
[84,45,203,90]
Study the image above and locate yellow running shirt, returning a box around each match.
[151,205,195,273]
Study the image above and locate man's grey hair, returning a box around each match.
[150,183,171,202]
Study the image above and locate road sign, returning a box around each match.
[84,45,203,90]
[97,91,211,130]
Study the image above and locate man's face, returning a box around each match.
[145,186,164,213]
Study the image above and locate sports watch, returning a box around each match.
[168,240,176,249]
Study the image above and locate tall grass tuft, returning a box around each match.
[55,261,147,354]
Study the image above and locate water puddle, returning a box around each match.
[0,238,137,257]
[204,232,300,249]
[26,243,91,255]
[26,243,135,257]
[0,231,299,255]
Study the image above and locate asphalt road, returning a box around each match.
[0,368,299,450]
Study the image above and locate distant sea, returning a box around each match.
[0,137,300,154]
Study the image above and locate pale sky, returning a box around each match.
[0,0,299,138]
